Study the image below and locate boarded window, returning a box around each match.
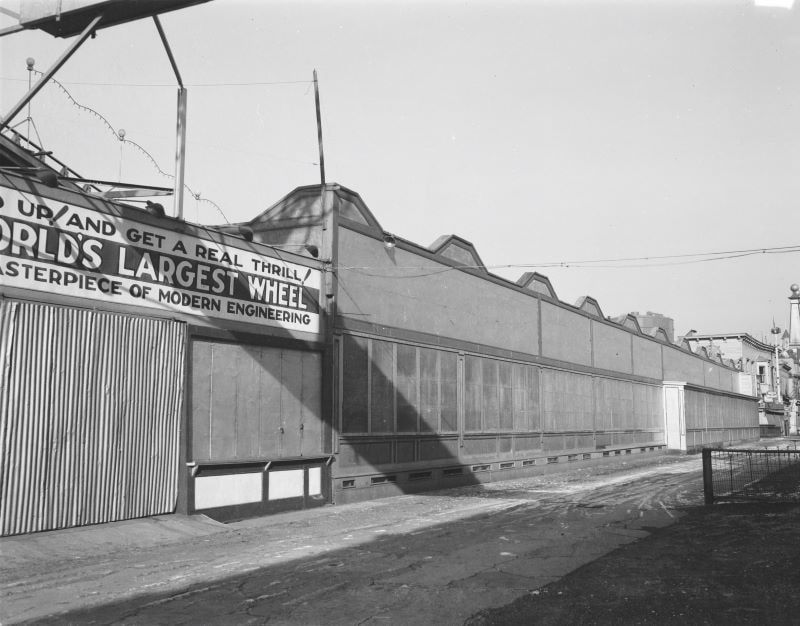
[192,342,323,460]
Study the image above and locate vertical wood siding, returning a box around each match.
[0,301,186,536]
[191,341,323,461]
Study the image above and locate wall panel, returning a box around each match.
[593,321,633,374]
[632,336,663,380]
[540,302,592,366]
[663,346,705,386]
[337,229,539,355]
[191,342,323,460]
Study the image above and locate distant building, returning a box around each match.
[632,311,675,343]
[682,332,786,432]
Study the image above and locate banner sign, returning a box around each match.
[0,186,321,334]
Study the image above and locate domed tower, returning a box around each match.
[789,284,800,353]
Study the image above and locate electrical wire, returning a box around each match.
[28,70,230,223]
[34,70,119,138]
[1,76,313,88]
[338,245,800,277]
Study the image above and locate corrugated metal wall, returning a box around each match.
[0,301,186,536]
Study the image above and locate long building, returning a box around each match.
[0,137,759,535]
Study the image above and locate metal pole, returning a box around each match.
[771,324,783,405]
[174,87,187,220]
[153,16,183,88]
[26,58,33,144]
[314,69,326,185]
[0,14,102,131]
[702,448,714,505]
[152,16,187,220]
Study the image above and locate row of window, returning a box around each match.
[340,335,661,436]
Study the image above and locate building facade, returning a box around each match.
[0,140,761,535]
[223,184,759,506]
[682,331,796,434]
[0,137,329,535]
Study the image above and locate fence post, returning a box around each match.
[702,448,714,505]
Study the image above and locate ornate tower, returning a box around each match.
[789,284,800,353]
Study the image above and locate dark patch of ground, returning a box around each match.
[466,502,800,625]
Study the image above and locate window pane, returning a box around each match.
[440,351,458,433]
[371,340,395,432]
[342,335,368,433]
[465,356,482,431]
[483,359,499,430]
[498,361,513,430]
[419,347,438,432]
[397,344,419,432]
[528,366,541,431]
[513,363,527,431]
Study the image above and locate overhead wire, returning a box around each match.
[339,245,800,278]
[6,76,795,262]
[26,69,231,223]
[1,76,313,88]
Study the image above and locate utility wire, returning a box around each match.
[339,245,800,278]
[513,244,800,266]
[35,70,119,138]
[123,137,230,223]
[1,76,312,88]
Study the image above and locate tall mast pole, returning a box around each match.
[314,69,326,186]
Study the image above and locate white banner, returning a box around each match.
[0,185,321,334]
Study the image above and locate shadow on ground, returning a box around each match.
[10,456,693,625]
[466,501,800,625]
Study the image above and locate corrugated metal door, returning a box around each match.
[191,341,323,461]
[0,301,186,536]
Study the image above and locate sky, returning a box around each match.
[1,0,798,342]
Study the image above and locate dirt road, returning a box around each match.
[1,453,706,625]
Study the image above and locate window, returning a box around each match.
[342,335,369,433]
[465,355,540,433]
[341,335,458,434]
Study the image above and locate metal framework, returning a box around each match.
[702,446,800,504]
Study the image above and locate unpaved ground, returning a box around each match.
[2,453,704,625]
[6,446,796,625]
[467,501,800,625]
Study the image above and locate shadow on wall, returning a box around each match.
[334,334,481,493]
[188,318,480,509]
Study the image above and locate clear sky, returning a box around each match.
[1,0,798,342]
